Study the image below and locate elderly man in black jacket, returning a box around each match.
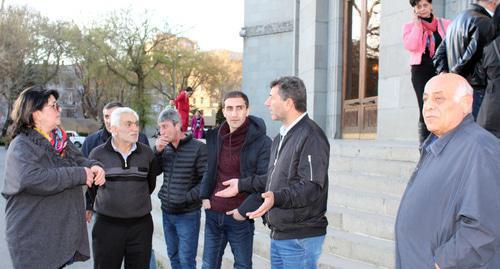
[216,76,330,269]
[88,107,161,269]
[155,108,207,269]
[434,0,499,119]
[83,101,150,222]
[199,91,271,269]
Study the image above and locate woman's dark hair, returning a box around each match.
[410,0,432,7]
[8,85,59,139]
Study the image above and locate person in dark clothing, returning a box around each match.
[199,91,272,269]
[216,76,330,269]
[477,6,500,138]
[82,101,150,222]
[88,107,162,269]
[403,0,451,143]
[155,108,207,269]
[395,74,500,269]
[82,101,157,269]
[434,0,499,119]
[2,86,105,269]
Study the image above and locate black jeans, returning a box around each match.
[92,213,153,269]
[411,55,435,142]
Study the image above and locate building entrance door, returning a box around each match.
[341,0,380,139]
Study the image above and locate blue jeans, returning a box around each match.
[202,210,255,269]
[270,235,325,269]
[162,209,201,269]
[473,88,485,120]
[149,249,157,269]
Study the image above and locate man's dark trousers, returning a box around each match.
[92,213,153,269]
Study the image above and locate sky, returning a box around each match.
[4,0,244,52]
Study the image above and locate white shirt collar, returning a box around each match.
[486,8,494,17]
[111,138,137,162]
[279,112,308,137]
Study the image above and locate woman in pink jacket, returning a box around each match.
[191,110,205,139]
[403,0,450,143]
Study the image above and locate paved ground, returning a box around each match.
[0,146,93,268]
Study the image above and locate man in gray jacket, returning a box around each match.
[395,73,500,269]
[216,76,330,269]
[88,107,161,269]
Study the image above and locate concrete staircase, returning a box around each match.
[150,139,420,268]
[326,139,419,268]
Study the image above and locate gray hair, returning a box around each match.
[270,76,307,112]
[157,108,180,125]
[110,107,139,127]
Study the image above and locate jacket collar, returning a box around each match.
[104,136,142,154]
[99,128,112,143]
[216,115,267,145]
[471,3,493,18]
[423,114,475,156]
[283,113,310,138]
[280,112,308,137]
[168,133,193,150]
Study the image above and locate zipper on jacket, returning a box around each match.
[266,139,281,232]
[308,155,313,181]
[166,152,178,209]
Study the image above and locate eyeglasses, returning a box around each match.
[46,102,60,111]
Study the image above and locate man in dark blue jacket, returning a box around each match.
[396,74,500,269]
[199,91,271,269]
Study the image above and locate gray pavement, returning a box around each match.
[0,146,94,268]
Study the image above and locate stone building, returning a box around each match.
[234,0,475,268]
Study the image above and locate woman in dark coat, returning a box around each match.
[477,6,500,138]
[2,86,105,269]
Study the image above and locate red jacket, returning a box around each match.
[174,90,189,114]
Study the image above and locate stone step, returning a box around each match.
[331,155,416,178]
[324,228,395,268]
[331,185,401,218]
[332,172,408,198]
[328,205,395,241]
[331,139,420,162]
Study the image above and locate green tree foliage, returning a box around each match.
[0,6,71,137]
[0,7,242,137]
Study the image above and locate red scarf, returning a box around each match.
[35,126,68,156]
[421,17,438,57]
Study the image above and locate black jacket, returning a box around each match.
[199,116,272,214]
[239,114,330,240]
[477,36,500,138]
[434,4,495,88]
[88,139,162,218]
[157,134,207,213]
[83,128,150,210]
[82,128,150,158]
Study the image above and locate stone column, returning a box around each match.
[241,0,296,135]
[325,0,344,139]
[297,0,330,131]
